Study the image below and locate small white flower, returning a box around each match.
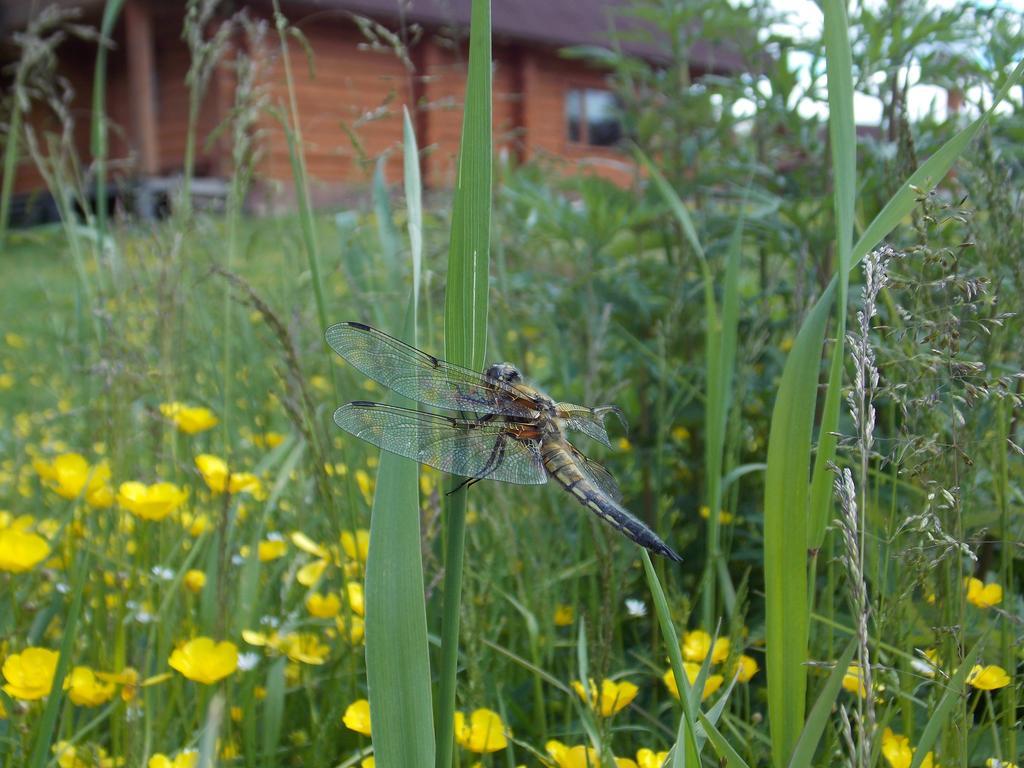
[56,582,70,594]
[267,530,285,541]
[231,554,245,566]
[625,598,647,617]
[151,566,174,581]
[237,652,260,671]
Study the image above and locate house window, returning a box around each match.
[566,88,622,147]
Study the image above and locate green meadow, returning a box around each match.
[0,1,1022,767]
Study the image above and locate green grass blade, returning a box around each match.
[404,107,423,321]
[436,1,492,766]
[28,550,90,768]
[787,638,857,768]
[909,642,984,768]
[807,0,856,551]
[364,104,434,768]
[642,552,700,766]
[698,713,751,768]
[443,0,492,370]
[90,0,126,244]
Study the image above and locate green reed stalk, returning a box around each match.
[90,0,126,245]
[436,1,492,766]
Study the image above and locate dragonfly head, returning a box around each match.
[485,362,522,385]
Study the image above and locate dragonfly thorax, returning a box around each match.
[485,362,522,384]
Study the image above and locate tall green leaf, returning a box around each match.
[436,2,492,766]
[363,104,434,768]
[786,638,857,768]
[765,4,855,763]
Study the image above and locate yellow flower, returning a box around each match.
[160,402,219,434]
[553,604,575,626]
[637,749,669,768]
[117,481,188,521]
[0,373,13,390]
[252,431,285,449]
[617,437,632,452]
[148,750,199,768]
[698,506,734,524]
[195,455,264,498]
[0,527,50,572]
[659,663,724,708]
[298,558,329,586]
[183,570,207,593]
[670,425,690,441]
[571,678,639,717]
[341,529,370,563]
[681,630,730,664]
[965,577,1003,608]
[292,531,330,558]
[986,760,1019,768]
[733,654,759,683]
[880,728,933,768]
[336,614,366,645]
[354,469,374,504]
[53,741,119,768]
[65,666,116,707]
[663,663,724,702]
[34,453,113,507]
[5,332,26,349]
[280,633,329,665]
[347,582,365,617]
[454,708,508,753]
[546,741,637,768]
[343,698,371,736]
[168,637,238,685]
[842,663,867,698]
[306,592,341,618]
[967,665,1011,690]
[256,538,287,562]
[2,647,60,700]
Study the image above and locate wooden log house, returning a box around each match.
[1,0,743,221]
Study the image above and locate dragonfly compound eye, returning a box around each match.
[486,363,522,384]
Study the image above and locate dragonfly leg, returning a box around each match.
[445,436,507,495]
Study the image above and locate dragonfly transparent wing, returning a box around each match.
[326,322,536,417]
[334,401,547,485]
[569,444,623,502]
[557,403,628,448]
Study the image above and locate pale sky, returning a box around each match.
[743,0,1024,124]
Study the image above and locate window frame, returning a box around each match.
[564,84,624,150]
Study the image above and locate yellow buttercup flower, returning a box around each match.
[662,663,724,702]
[0,527,50,572]
[251,431,285,449]
[34,453,113,507]
[637,749,669,768]
[681,630,730,664]
[454,708,508,753]
[336,614,366,645]
[967,665,1011,690]
[546,740,637,768]
[256,538,287,562]
[306,592,341,618]
[354,469,374,504]
[341,529,370,564]
[842,663,867,698]
[347,582,365,617]
[117,481,188,521]
[965,577,1003,608]
[733,654,759,683]
[343,698,371,736]
[53,741,119,768]
[881,728,934,768]
[2,647,60,700]
[65,666,117,707]
[571,677,639,716]
[168,637,238,685]
[183,570,207,593]
[986,759,1019,768]
[148,750,199,768]
[160,402,219,435]
[195,455,264,498]
[553,604,575,626]
[280,633,329,665]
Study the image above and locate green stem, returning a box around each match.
[435,485,469,768]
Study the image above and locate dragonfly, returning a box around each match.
[325,321,682,562]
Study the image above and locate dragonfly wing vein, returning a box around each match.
[334,402,546,485]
